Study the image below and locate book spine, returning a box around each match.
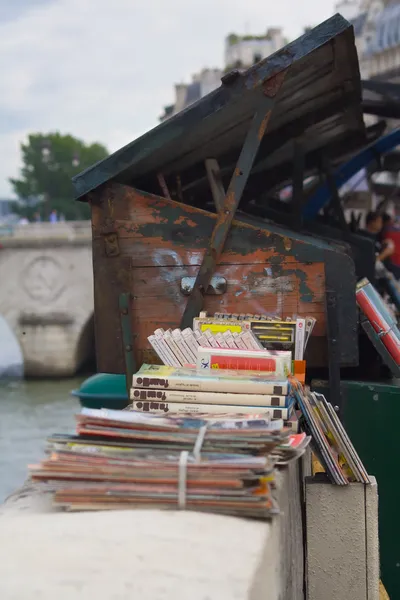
[222,331,237,349]
[154,332,178,366]
[147,335,170,365]
[182,328,200,357]
[131,368,288,395]
[197,333,212,347]
[283,416,299,433]
[215,332,227,348]
[241,330,261,350]
[131,400,292,419]
[304,317,316,349]
[295,318,306,360]
[234,333,248,350]
[130,387,288,407]
[163,332,186,366]
[204,330,220,348]
[172,330,196,363]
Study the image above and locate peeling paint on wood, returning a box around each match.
[91,182,357,373]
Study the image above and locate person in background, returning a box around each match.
[49,209,58,223]
[380,212,400,279]
[33,212,41,223]
[364,211,395,265]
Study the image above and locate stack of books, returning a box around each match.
[147,313,316,383]
[194,312,316,360]
[130,363,298,430]
[29,408,309,516]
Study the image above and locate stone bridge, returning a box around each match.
[0,222,94,377]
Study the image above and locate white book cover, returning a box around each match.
[147,335,170,365]
[182,328,200,358]
[197,333,212,347]
[196,347,292,377]
[131,399,293,420]
[130,386,288,407]
[131,363,289,396]
[295,318,306,360]
[222,331,237,349]
[235,333,248,351]
[154,332,178,366]
[172,330,196,363]
[163,332,186,366]
[204,330,220,348]
[215,332,228,348]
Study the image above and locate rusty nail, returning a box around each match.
[125,345,132,352]
[121,308,128,315]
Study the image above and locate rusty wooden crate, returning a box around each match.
[73,14,367,376]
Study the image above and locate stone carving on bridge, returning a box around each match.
[22,256,65,303]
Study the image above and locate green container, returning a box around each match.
[311,379,400,599]
[71,373,129,410]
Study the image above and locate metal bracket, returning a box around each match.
[180,275,227,296]
[180,80,285,329]
[119,293,136,395]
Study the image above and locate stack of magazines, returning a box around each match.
[292,383,370,485]
[130,363,297,429]
[356,277,400,365]
[29,409,309,517]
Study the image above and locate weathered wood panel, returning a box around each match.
[128,264,326,367]
[91,182,357,373]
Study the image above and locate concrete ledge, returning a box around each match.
[305,475,380,600]
[0,462,305,600]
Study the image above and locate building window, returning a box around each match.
[253,53,262,64]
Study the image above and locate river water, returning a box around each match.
[0,377,85,502]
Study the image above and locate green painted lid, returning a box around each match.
[72,373,128,401]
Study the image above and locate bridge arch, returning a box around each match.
[0,221,94,377]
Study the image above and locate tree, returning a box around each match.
[10,132,109,221]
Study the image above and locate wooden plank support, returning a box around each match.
[322,156,349,233]
[157,173,171,200]
[205,158,225,213]
[325,289,342,413]
[180,75,286,329]
[119,292,136,394]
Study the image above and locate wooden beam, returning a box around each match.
[204,158,225,213]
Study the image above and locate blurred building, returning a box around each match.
[160,69,223,122]
[335,0,399,80]
[160,28,284,122]
[224,28,285,72]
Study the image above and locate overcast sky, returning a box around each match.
[0,0,337,197]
